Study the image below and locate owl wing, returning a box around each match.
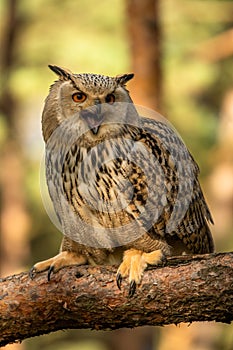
[131,116,214,253]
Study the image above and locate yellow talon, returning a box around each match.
[30,251,87,280]
[116,248,165,296]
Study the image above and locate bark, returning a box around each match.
[0,252,233,346]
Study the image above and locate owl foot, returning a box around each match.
[29,251,87,281]
[116,249,165,297]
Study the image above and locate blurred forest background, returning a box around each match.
[0,0,233,349]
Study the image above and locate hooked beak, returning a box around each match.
[80,104,103,135]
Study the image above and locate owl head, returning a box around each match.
[42,65,136,144]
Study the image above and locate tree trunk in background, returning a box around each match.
[126,0,162,111]
[208,89,233,244]
[0,1,30,348]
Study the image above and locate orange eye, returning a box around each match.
[72,92,86,103]
[105,94,115,104]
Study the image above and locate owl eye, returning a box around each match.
[105,94,115,104]
[72,92,87,103]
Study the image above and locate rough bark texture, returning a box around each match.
[0,253,233,346]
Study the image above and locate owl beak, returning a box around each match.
[91,125,100,135]
[80,105,103,135]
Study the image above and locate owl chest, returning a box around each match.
[61,144,134,219]
[47,136,157,230]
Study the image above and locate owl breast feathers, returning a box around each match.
[30,65,214,296]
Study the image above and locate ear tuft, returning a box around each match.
[48,65,73,80]
[116,73,134,86]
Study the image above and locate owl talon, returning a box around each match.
[129,280,136,297]
[117,248,164,296]
[29,267,36,280]
[29,251,87,281]
[48,265,54,281]
[116,273,122,290]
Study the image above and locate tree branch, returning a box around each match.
[0,252,233,346]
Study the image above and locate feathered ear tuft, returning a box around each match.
[115,73,134,86]
[48,65,73,80]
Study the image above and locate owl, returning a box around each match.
[30,65,214,296]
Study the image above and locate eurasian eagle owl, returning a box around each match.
[30,65,214,296]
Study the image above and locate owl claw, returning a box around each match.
[29,264,54,281]
[29,252,87,281]
[129,280,136,297]
[116,272,122,290]
[29,266,36,280]
[47,265,54,281]
[116,272,136,296]
[116,248,164,297]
